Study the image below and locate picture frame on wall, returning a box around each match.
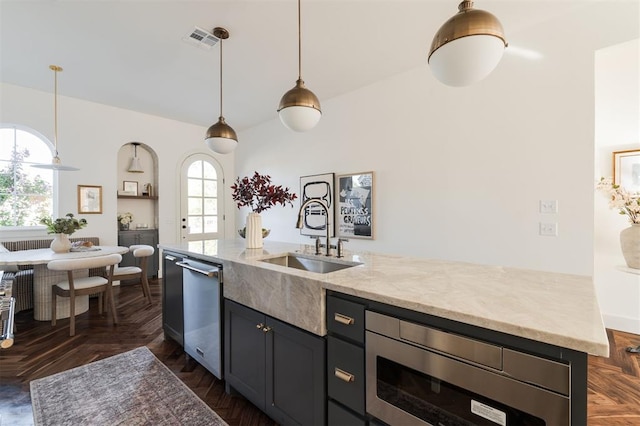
[613,149,640,193]
[77,185,103,214]
[123,181,138,196]
[337,171,374,239]
[299,173,335,237]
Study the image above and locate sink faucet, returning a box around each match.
[296,199,332,256]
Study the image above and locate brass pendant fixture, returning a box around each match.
[32,65,80,171]
[428,1,507,87]
[277,0,321,132]
[205,27,238,155]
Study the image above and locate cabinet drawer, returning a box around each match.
[327,295,365,343]
[327,336,365,415]
[328,399,366,426]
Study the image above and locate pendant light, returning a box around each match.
[128,142,144,173]
[277,0,321,132]
[32,65,79,171]
[205,27,238,155]
[428,1,507,87]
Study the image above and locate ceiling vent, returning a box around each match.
[183,26,220,49]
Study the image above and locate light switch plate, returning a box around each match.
[540,200,558,214]
[539,222,558,236]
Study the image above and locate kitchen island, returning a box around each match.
[160,239,608,356]
[160,239,609,425]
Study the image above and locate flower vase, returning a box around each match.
[245,212,263,249]
[620,224,640,269]
[119,223,129,231]
[50,233,72,253]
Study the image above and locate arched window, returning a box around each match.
[0,125,55,227]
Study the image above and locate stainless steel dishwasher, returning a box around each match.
[177,257,223,379]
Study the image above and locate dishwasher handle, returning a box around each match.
[176,261,219,278]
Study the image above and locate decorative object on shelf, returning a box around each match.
[596,177,640,269]
[118,212,133,231]
[123,181,138,196]
[128,142,144,173]
[277,0,321,132]
[142,183,153,197]
[613,149,640,192]
[299,173,334,237]
[40,213,88,253]
[231,172,297,248]
[428,1,507,87]
[77,185,103,214]
[32,65,79,171]
[337,172,374,239]
[205,27,238,154]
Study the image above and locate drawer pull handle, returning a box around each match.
[256,323,265,329]
[334,313,355,325]
[335,368,355,383]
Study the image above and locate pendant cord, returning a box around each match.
[53,68,59,155]
[219,38,224,117]
[297,0,302,80]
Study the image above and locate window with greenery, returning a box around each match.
[0,125,54,226]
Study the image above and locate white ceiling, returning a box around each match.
[1,1,638,132]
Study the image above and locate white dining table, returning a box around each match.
[0,246,129,321]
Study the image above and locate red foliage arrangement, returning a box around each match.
[231,172,298,214]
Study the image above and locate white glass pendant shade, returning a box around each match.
[429,35,505,87]
[32,155,79,171]
[278,79,322,132]
[205,117,238,154]
[428,1,506,87]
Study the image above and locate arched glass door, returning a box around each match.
[180,154,224,242]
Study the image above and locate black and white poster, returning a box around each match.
[299,173,335,237]
[337,172,374,239]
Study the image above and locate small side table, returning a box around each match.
[618,266,640,353]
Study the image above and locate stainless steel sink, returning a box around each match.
[259,253,361,274]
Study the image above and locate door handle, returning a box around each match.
[334,313,355,325]
[334,368,355,383]
[176,262,218,278]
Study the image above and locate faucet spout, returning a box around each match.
[296,199,331,256]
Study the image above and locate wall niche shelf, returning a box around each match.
[117,195,158,200]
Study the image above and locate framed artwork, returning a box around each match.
[299,173,334,237]
[77,185,103,214]
[337,171,374,239]
[123,181,138,196]
[613,149,640,192]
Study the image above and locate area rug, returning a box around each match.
[30,346,228,426]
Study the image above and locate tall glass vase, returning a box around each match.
[50,233,72,253]
[245,212,263,249]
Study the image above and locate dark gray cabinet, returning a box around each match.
[326,294,368,422]
[224,299,326,426]
[162,251,184,346]
[118,229,159,278]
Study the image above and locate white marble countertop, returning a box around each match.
[160,239,610,357]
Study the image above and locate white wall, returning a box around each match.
[236,15,601,276]
[0,83,236,247]
[594,39,640,334]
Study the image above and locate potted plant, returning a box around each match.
[40,213,88,253]
[231,172,297,248]
[596,177,640,268]
[118,212,133,231]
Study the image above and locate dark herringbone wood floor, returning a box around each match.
[1,280,639,425]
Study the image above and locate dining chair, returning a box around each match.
[48,254,122,336]
[111,245,154,305]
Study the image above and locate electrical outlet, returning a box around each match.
[540,200,558,214]
[539,222,558,236]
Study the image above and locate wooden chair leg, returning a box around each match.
[98,293,104,315]
[51,289,57,327]
[141,276,152,305]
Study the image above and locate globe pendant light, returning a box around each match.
[32,65,79,171]
[205,27,238,155]
[428,1,507,87]
[277,0,321,132]
[128,142,144,173]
